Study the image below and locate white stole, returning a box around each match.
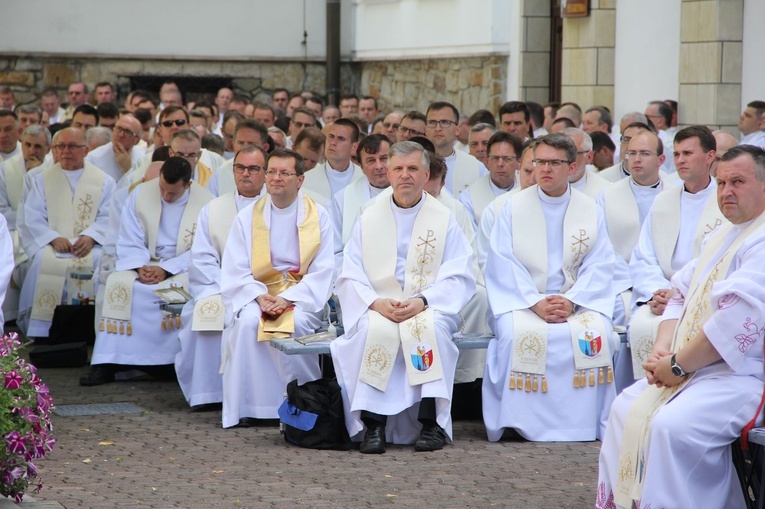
[452,150,482,194]
[603,178,640,262]
[341,178,372,245]
[30,164,105,321]
[303,162,362,199]
[358,194,450,391]
[218,162,236,196]
[467,175,498,224]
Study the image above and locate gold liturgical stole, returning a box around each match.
[30,164,104,322]
[615,215,765,507]
[507,187,613,393]
[101,181,207,334]
[195,162,212,187]
[250,194,321,342]
[358,194,450,392]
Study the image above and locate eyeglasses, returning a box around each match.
[382,122,400,130]
[265,170,298,179]
[488,155,518,164]
[532,159,571,168]
[173,151,200,160]
[53,144,86,151]
[398,126,425,137]
[233,163,264,174]
[291,120,315,129]
[625,150,658,159]
[114,125,139,138]
[576,150,590,156]
[620,136,632,144]
[160,119,188,128]
[426,119,458,129]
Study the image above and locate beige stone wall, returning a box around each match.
[560,0,615,110]
[520,0,551,104]
[359,55,507,116]
[0,55,355,106]
[678,0,743,133]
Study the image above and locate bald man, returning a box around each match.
[86,115,146,183]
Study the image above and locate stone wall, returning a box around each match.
[359,55,507,117]
[0,55,356,106]
[561,0,616,111]
[520,0,552,104]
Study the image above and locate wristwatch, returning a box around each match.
[670,354,688,377]
[416,294,428,309]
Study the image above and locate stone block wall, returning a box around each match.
[359,55,507,117]
[561,0,615,111]
[520,0,552,104]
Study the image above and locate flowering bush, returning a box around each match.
[0,333,55,502]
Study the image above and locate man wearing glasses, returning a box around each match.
[18,127,115,341]
[425,101,488,195]
[63,82,90,121]
[176,145,268,411]
[483,133,618,442]
[396,111,427,143]
[206,119,271,197]
[82,156,212,386]
[168,129,213,187]
[627,126,726,383]
[219,148,333,428]
[86,115,145,183]
[560,128,610,200]
[286,106,318,147]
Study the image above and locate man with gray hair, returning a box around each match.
[85,127,112,151]
[483,133,617,442]
[467,123,497,167]
[331,140,476,454]
[561,127,611,199]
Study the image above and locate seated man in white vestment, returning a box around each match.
[301,118,363,202]
[176,145,267,410]
[627,126,726,384]
[560,127,611,200]
[18,127,114,338]
[0,214,15,333]
[219,148,334,428]
[85,114,145,184]
[0,125,51,322]
[0,110,21,161]
[459,131,523,230]
[331,141,476,454]
[482,133,618,442]
[466,123,497,166]
[81,157,212,385]
[331,133,390,275]
[596,145,765,509]
[206,119,270,197]
[425,101,488,196]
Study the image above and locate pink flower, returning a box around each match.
[6,431,27,455]
[4,370,23,390]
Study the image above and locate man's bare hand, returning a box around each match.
[50,237,72,254]
[531,295,574,323]
[138,265,167,284]
[643,344,672,385]
[370,298,403,322]
[72,235,95,258]
[26,154,43,170]
[391,297,426,323]
[648,288,674,316]
[257,294,292,317]
[113,142,132,173]
[643,353,684,388]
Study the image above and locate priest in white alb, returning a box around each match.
[18,127,114,338]
[331,141,476,454]
[205,119,270,197]
[627,126,726,383]
[560,128,611,200]
[85,114,145,184]
[81,156,212,385]
[219,148,334,428]
[301,118,363,202]
[596,145,765,509]
[482,133,618,442]
[176,145,267,410]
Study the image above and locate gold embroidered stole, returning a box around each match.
[651,185,726,278]
[191,192,239,332]
[250,194,321,341]
[615,214,765,506]
[508,187,613,392]
[628,305,665,380]
[101,181,208,334]
[30,164,104,321]
[195,162,212,187]
[467,175,497,225]
[603,178,640,263]
[358,194,450,391]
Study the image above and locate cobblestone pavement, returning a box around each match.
[27,364,602,509]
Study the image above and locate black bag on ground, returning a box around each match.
[44,305,96,346]
[278,378,352,450]
[28,342,88,368]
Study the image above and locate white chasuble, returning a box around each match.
[615,215,765,507]
[508,186,613,392]
[30,165,104,321]
[250,194,321,341]
[358,194,449,391]
[101,181,209,333]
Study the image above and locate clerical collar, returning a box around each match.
[630,176,661,189]
[621,163,630,177]
[537,185,569,204]
[444,150,456,162]
[326,160,352,173]
[163,187,190,206]
[683,175,712,194]
[392,193,424,210]
[490,178,514,193]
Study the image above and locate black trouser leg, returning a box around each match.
[361,410,387,428]
[418,397,437,427]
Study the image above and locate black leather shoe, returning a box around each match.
[360,424,386,454]
[79,365,115,386]
[236,417,258,428]
[414,424,447,452]
[191,403,223,412]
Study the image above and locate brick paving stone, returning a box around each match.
[22,362,605,508]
